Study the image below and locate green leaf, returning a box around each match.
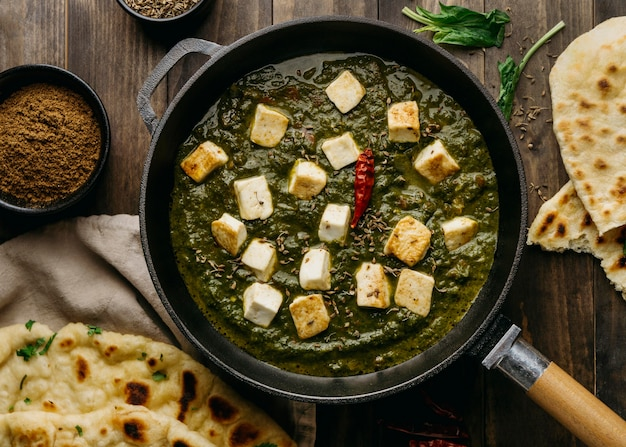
[38,333,57,356]
[86,324,102,336]
[402,2,510,47]
[152,370,167,382]
[25,320,35,331]
[75,425,84,437]
[16,338,45,361]
[497,21,565,119]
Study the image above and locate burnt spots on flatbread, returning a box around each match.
[610,176,626,201]
[75,355,90,382]
[229,422,261,447]
[597,77,611,94]
[617,134,626,144]
[58,337,74,349]
[177,370,197,422]
[173,441,194,447]
[556,222,567,237]
[538,211,556,234]
[123,419,147,442]
[42,400,56,411]
[581,213,593,229]
[125,381,150,406]
[594,158,608,170]
[208,395,239,423]
[104,344,118,358]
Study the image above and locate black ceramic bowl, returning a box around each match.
[115,0,213,30]
[0,64,110,215]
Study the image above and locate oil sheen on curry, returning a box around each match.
[170,53,498,376]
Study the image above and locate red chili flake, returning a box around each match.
[350,148,375,229]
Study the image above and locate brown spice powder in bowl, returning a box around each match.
[0,65,110,215]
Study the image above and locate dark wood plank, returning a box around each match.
[0,1,65,68]
[67,0,169,217]
[273,0,378,21]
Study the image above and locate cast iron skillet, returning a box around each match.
[138,17,626,446]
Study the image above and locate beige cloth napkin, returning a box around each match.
[0,214,315,446]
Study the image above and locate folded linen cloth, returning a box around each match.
[0,214,315,446]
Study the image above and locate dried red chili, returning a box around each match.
[350,148,375,228]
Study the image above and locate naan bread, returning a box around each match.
[549,16,626,235]
[527,181,626,299]
[0,322,296,447]
[0,404,215,447]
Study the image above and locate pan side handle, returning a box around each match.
[137,38,222,135]
[482,324,626,447]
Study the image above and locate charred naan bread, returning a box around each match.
[549,16,626,235]
[527,181,626,299]
[0,404,215,447]
[0,322,296,447]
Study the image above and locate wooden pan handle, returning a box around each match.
[482,323,626,446]
[527,362,626,447]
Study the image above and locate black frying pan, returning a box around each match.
[137,17,626,446]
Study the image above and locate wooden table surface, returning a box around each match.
[2,1,626,446]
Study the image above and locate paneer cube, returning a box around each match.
[325,70,366,114]
[394,269,434,317]
[299,248,331,291]
[241,238,277,282]
[243,282,283,328]
[318,203,351,245]
[387,101,421,142]
[413,139,460,184]
[289,294,331,339]
[249,104,289,147]
[321,132,361,171]
[233,175,273,220]
[288,159,328,200]
[355,262,391,309]
[211,213,247,256]
[180,140,229,183]
[441,216,479,251]
[383,215,431,267]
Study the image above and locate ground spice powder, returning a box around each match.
[0,83,102,207]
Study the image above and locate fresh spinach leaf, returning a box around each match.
[497,21,565,119]
[402,2,510,47]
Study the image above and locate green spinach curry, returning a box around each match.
[170,53,498,376]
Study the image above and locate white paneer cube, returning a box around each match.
[299,248,331,291]
[321,132,361,170]
[413,139,460,184]
[394,269,434,317]
[318,203,351,245]
[325,70,366,114]
[289,294,331,339]
[250,104,289,147]
[387,101,420,142]
[355,262,391,309]
[383,215,431,267]
[241,238,277,282]
[288,159,328,200]
[441,216,478,251]
[180,140,229,183]
[211,213,247,256]
[243,282,283,328]
[233,175,273,220]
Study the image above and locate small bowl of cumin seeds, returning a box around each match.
[0,64,110,215]
[116,0,213,29]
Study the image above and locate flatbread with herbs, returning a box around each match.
[0,322,296,447]
[549,16,626,235]
[0,404,215,447]
[527,181,626,299]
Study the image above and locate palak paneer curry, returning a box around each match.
[169,53,498,376]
